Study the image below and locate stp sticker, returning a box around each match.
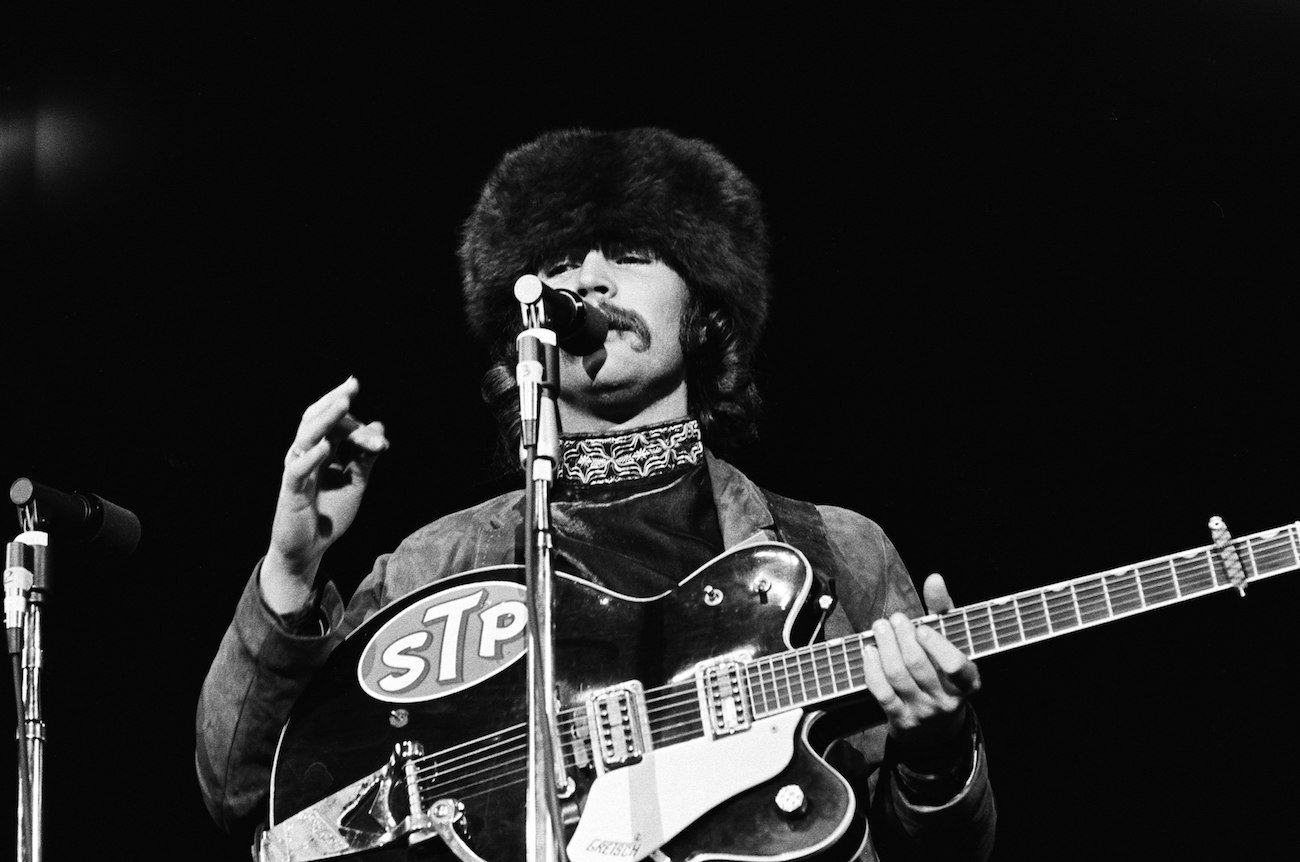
[357,580,529,703]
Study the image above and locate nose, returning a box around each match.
[574,250,616,302]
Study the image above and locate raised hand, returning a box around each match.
[262,377,389,614]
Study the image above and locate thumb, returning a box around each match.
[923,572,955,613]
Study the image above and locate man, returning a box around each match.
[197,127,995,860]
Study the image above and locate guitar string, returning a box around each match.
[419,541,1290,786]
[648,541,1292,715]
[421,696,816,806]
[410,534,1296,795]
[413,712,710,800]
[417,715,738,802]
[737,540,1297,710]
[413,696,705,787]
[412,686,704,771]
[411,684,703,781]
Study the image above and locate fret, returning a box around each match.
[792,650,809,706]
[1288,525,1300,573]
[984,603,998,649]
[1260,531,1300,576]
[1172,552,1214,595]
[774,650,795,712]
[858,638,874,692]
[1017,592,1050,640]
[942,611,972,656]
[958,607,974,656]
[1038,592,1052,635]
[757,658,775,714]
[1249,535,1283,575]
[1100,574,1115,616]
[991,600,1022,646]
[778,653,796,710]
[744,665,762,717]
[1045,586,1078,631]
[834,641,851,692]
[1068,582,1084,625]
[1206,548,1224,588]
[806,645,823,701]
[1104,570,1141,615]
[1075,579,1108,624]
[1243,536,1260,580]
[821,642,840,694]
[1133,570,1148,608]
[837,640,851,692]
[1136,561,1178,605]
[1168,559,1182,599]
[770,657,785,711]
[760,656,777,713]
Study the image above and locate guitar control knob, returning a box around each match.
[774,783,808,817]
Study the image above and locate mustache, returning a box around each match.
[599,303,652,346]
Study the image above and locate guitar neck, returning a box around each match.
[745,521,1300,718]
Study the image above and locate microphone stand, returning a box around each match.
[5,506,48,862]
[514,279,571,862]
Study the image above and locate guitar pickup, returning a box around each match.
[697,659,752,737]
[584,681,652,774]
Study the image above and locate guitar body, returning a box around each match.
[269,544,868,861]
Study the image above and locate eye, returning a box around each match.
[615,250,658,265]
[542,257,580,278]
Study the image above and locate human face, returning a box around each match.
[538,247,690,432]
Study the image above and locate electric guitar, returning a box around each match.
[259,516,1298,862]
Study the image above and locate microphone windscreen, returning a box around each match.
[559,306,609,356]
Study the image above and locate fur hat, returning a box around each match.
[458,127,770,358]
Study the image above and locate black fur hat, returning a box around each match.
[458,127,770,359]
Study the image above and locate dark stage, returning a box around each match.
[3,7,1298,861]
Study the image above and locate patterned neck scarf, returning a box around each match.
[559,419,704,486]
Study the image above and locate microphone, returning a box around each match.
[8,478,141,557]
[513,275,609,356]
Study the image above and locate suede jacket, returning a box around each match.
[196,452,995,860]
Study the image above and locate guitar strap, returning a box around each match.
[760,488,840,643]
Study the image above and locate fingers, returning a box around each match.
[862,612,981,727]
[283,438,332,491]
[302,376,360,427]
[923,572,954,613]
[348,420,390,460]
[292,377,359,457]
[916,624,981,695]
[282,377,391,484]
[862,615,926,724]
[882,613,941,693]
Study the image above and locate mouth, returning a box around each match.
[598,307,650,348]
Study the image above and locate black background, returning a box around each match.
[3,5,1298,860]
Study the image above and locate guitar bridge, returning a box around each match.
[584,681,652,774]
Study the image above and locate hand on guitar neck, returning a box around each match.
[862,572,982,774]
[261,377,390,616]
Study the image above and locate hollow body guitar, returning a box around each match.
[263,520,1300,861]
[265,542,866,862]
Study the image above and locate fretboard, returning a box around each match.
[743,521,1300,718]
